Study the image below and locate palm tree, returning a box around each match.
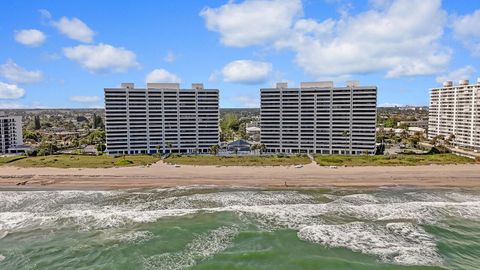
[260,143,266,154]
[446,134,455,146]
[166,142,173,153]
[250,144,258,154]
[407,134,420,148]
[209,144,219,155]
[155,145,161,155]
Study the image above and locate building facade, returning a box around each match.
[260,81,377,155]
[0,114,23,154]
[428,79,480,150]
[104,83,219,155]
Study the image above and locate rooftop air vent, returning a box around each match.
[459,79,469,86]
[443,81,453,87]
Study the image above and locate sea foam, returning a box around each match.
[2,188,480,266]
[298,222,442,266]
[144,226,238,270]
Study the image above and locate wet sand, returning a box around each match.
[0,161,479,189]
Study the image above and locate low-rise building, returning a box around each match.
[246,126,261,142]
[407,127,426,136]
[227,139,252,152]
[398,120,429,130]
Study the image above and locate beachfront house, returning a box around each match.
[227,139,252,152]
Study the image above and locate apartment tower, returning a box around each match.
[428,79,480,150]
[0,114,23,154]
[260,81,377,155]
[104,83,219,155]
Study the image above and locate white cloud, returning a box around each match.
[39,9,52,20]
[164,50,176,63]
[208,70,221,82]
[69,96,100,103]
[0,82,25,99]
[63,43,139,73]
[203,0,450,79]
[368,0,393,9]
[0,102,24,109]
[452,10,480,56]
[14,29,46,47]
[285,0,449,78]
[0,60,43,84]
[200,0,302,47]
[146,69,181,83]
[379,102,405,107]
[0,101,47,109]
[41,52,62,61]
[436,66,476,84]
[53,16,94,43]
[221,60,272,84]
[231,95,259,108]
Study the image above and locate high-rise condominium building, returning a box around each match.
[428,79,480,150]
[104,83,219,155]
[0,114,23,154]
[260,81,377,155]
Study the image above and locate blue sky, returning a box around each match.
[1,0,479,108]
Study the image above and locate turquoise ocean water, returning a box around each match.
[1,187,480,269]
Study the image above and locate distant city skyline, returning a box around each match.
[1,0,480,109]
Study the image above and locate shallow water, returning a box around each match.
[1,187,480,269]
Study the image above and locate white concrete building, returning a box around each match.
[104,83,219,155]
[260,81,377,155]
[0,114,23,154]
[428,79,480,150]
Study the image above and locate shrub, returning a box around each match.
[26,149,37,157]
[114,159,133,166]
[428,146,450,154]
[71,149,85,155]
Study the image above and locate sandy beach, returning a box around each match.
[0,161,479,189]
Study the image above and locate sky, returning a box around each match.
[1,0,480,109]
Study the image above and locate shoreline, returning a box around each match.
[0,161,479,189]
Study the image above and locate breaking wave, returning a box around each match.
[1,188,480,267]
[143,226,239,270]
[298,222,442,266]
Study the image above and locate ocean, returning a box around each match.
[1,187,479,270]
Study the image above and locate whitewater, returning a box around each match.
[1,187,479,269]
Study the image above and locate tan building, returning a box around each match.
[428,79,480,150]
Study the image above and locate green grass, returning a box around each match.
[3,153,475,168]
[0,156,27,165]
[113,159,134,166]
[314,154,476,166]
[164,154,311,166]
[3,154,161,168]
